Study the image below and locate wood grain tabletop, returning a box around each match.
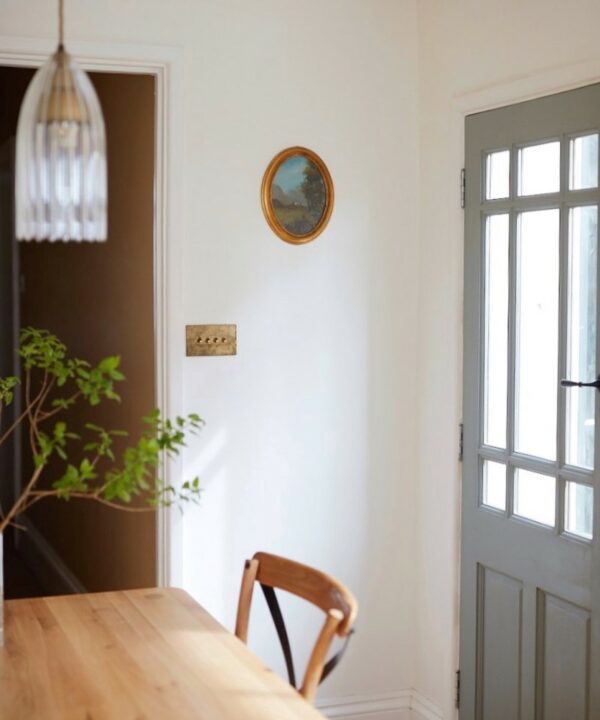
[0,587,328,720]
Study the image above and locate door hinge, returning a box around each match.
[458,422,464,462]
[460,168,466,209]
[455,669,461,709]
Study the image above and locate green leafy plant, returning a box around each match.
[0,327,203,534]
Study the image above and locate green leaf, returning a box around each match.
[0,376,19,406]
[98,356,121,372]
[52,397,74,409]
[116,488,131,503]
[85,423,103,432]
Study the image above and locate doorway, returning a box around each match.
[0,66,157,597]
[461,83,600,718]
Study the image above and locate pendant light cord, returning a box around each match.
[58,0,65,50]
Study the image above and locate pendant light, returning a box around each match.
[15,0,107,242]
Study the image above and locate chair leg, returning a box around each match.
[235,557,259,643]
[300,609,343,704]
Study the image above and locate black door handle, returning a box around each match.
[561,376,600,390]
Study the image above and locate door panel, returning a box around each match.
[537,592,590,720]
[477,567,523,720]
[461,83,600,719]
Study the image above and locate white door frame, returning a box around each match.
[0,35,186,588]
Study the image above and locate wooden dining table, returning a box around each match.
[0,587,328,719]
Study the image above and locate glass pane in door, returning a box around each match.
[486,150,510,200]
[514,468,556,526]
[570,134,599,190]
[565,481,594,539]
[482,459,506,510]
[515,209,560,460]
[566,205,598,470]
[518,141,560,196]
[484,214,509,448]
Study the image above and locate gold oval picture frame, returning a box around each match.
[261,147,334,245]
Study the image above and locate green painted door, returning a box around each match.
[461,83,600,719]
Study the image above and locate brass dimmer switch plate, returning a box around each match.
[186,325,237,356]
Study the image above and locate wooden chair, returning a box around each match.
[235,551,358,704]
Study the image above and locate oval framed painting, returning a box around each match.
[261,147,334,244]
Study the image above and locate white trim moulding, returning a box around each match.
[318,689,444,720]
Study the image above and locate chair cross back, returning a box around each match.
[235,551,358,704]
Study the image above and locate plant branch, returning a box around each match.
[6,519,27,532]
[0,407,30,447]
[25,369,41,455]
[26,490,156,513]
[34,375,56,422]
[0,463,45,534]
[38,390,81,422]
[0,377,47,448]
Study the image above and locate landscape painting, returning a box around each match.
[271,154,327,236]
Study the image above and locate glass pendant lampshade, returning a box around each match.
[15,24,107,241]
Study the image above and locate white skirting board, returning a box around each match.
[318,690,444,720]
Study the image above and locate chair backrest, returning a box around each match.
[235,551,358,704]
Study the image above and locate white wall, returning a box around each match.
[415,1,600,717]
[178,0,421,704]
[0,0,422,713]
